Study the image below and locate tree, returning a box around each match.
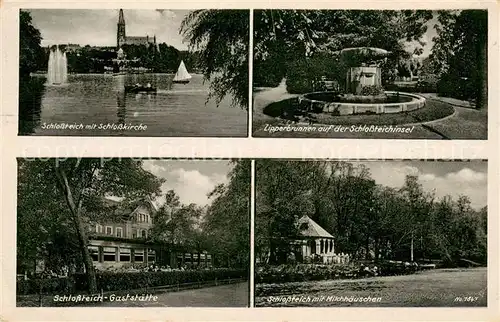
[17,158,163,293]
[255,160,487,267]
[17,161,80,275]
[151,190,204,249]
[253,10,433,90]
[203,160,251,268]
[430,10,487,107]
[181,10,249,109]
[19,10,44,78]
[399,174,435,261]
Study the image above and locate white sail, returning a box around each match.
[173,60,192,81]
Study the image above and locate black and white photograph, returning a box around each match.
[19,9,249,136]
[252,10,488,139]
[16,158,250,307]
[254,159,487,307]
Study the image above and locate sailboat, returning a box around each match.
[172,60,192,84]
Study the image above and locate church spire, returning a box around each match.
[117,9,126,48]
[118,9,125,25]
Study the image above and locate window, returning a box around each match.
[89,246,99,262]
[96,224,103,234]
[103,247,116,262]
[105,226,113,235]
[119,248,131,262]
[147,249,156,264]
[320,240,324,253]
[141,230,147,238]
[137,213,147,223]
[116,227,123,238]
[330,240,333,252]
[134,249,144,263]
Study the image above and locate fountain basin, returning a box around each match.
[298,91,426,115]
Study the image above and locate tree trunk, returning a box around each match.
[268,239,277,265]
[54,165,97,294]
[365,237,370,260]
[475,34,487,109]
[410,233,414,262]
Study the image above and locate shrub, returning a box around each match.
[17,268,247,295]
[360,85,384,96]
[17,277,74,295]
[256,261,427,284]
[437,75,475,101]
[255,264,360,284]
[76,268,247,292]
[285,55,348,94]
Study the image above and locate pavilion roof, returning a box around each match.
[297,215,334,238]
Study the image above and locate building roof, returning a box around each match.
[102,196,158,221]
[297,215,334,238]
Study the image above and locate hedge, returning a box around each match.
[256,262,426,284]
[255,264,360,284]
[16,277,75,295]
[17,268,247,295]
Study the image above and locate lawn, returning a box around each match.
[255,268,487,307]
[252,86,487,139]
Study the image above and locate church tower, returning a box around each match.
[117,9,126,48]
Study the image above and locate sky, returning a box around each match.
[404,14,439,58]
[27,9,191,50]
[141,160,233,207]
[27,9,440,57]
[353,160,487,210]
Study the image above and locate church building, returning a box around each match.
[117,9,157,48]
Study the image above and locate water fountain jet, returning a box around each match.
[47,45,68,85]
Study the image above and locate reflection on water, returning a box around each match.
[19,73,247,137]
[19,77,46,134]
[116,91,126,125]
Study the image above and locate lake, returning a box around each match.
[19,73,248,137]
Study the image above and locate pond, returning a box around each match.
[19,73,247,137]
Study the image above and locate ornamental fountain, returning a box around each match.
[298,47,426,115]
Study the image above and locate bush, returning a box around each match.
[285,55,348,94]
[437,75,475,101]
[254,60,285,87]
[256,261,428,284]
[385,82,437,94]
[360,85,384,96]
[17,277,74,295]
[17,268,247,295]
[255,264,360,284]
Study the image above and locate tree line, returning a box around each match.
[19,10,203,76]
[255,160,487,267]
[20,9,487,110]
[17,158,249,294]
[178,9,486,109]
